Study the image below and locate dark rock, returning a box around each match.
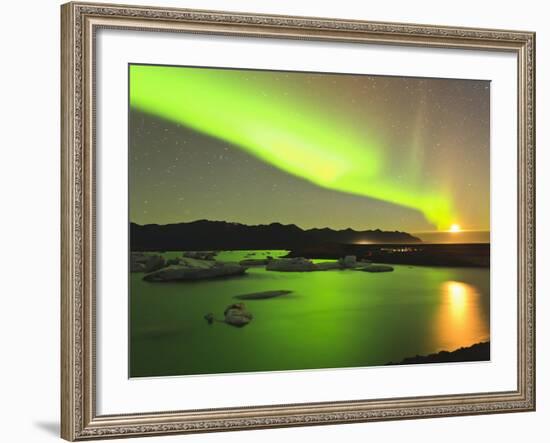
[144,255,166,272]
[266,257,317,272]
[338,255,358,268]
[224,303,253,327]
[266,257,347,272]
[234,290,292,300]
[130,252,166,273]
[314,262,343,271]
[130,261,147,273]
[143,258,247,282]
[130,252,147,272]
[356,264,394,273]
[204,312,214,325]
[388,342,490,365]
[183,251,217,260]
[239,258,269,266]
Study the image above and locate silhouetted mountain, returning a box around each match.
[130,220,421,251]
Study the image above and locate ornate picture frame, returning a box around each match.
[61,1,535,440]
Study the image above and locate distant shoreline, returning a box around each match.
[287,242,490,267]
[387,342,490,365]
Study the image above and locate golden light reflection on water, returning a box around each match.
[435,281,489,351]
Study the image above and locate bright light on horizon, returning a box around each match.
[449,224,461,233]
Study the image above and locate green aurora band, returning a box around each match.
[129,65,454,230]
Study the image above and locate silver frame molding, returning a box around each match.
[61,2,536,440]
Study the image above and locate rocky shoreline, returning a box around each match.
[387,342,490,365]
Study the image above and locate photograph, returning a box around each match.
[58,2,536,440]
[128,64,491,378]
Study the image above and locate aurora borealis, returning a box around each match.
[129,64,490,233]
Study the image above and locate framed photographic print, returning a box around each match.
[61,1,536,440]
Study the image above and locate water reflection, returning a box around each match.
[435,281,489,352]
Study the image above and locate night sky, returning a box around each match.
[129,65,489,233]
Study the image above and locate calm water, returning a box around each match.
[130,250,490,377]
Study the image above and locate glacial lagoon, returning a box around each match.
[130,250,489,377]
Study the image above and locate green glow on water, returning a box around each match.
[129,65,455,229]
[129,251,489,377]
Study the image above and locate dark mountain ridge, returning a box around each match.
[130,219,421,251]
